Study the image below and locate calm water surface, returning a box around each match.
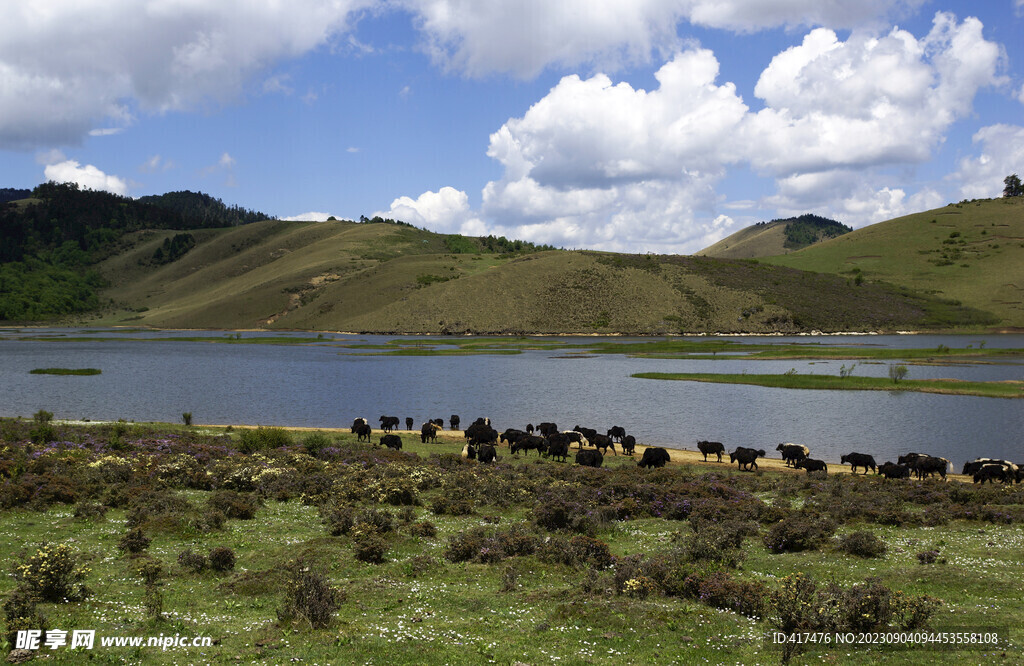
[1,330,1021,467]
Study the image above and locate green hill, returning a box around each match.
[698,214,851,259]
[760,197,1024,328]
[87,219,997,334]
[2,183,1015,332]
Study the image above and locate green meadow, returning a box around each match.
[0,419,1020,664]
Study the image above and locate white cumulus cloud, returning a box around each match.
[951,124,1024,200]
[682,0,926,32]
[0,0,373,150]
[399,0,925,78]
[43,160,128,195]
[382,186,484,235]
[743,14,1005,176]
[281,211,339,222]
[382,11,1005,251]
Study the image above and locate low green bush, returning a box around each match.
[836,530,887,558]
[117,528,151,554]
[209,546,237,572]
[353,534,388,564]
[237,426,292,453]
[763,512,836,553]
[278,561,343,629]
[177,549,208,573]
[3,585,48,647]
[206,490,260,520]
[12,542,91,603]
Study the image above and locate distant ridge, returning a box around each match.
[698,214,851,259]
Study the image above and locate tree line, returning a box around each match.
[0,183,269,321]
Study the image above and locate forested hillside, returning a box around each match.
[0,183,269,320]
[138,190,271,228]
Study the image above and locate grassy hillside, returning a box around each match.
[86,219,998,334]
[761,197,1024,328]
[698,215,851,259]
[697,220,792,258]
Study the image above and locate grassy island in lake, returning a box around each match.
[632,371,1024,398]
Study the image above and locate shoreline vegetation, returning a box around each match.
[30,419,989,482]
[632,372,1024,399]
[7,330,1023,361]
[0,418,1019,664]
[28,367,101,375]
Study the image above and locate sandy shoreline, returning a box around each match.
[168,421,976,483]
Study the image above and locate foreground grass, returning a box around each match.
[632,372,1024,399]
[0,421,1021,664]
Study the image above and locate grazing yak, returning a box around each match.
[379,434,402,450]
[973,464,1012,484]
[898,453,950,480]
[591,433,616,455]
[354,423,372,442]
[465,423,498,446]
[537,422,558,437]
[621,435,636,456]
[477,444,497,464]
[963,458,1017,476]
[461,443,476,460]
[841,452,877,474]
[525,423,534,434]
[379,415,400,433]
[607,426,626,442]
[500,428,527,447]
[698,440,726,463]
[420,422,440,443]
[638,447,671,469]
[878,461,911,479]
[431,418,444,429]
[472,417,491,427]
[573,425,598,442]
[512,434,547,456]
[544,432,570,462]
[405,417,414,431]
[562,430,589,449]
[730,447,765,471]
[450,415,461,431]
[576,449,604,468]
[350,417,367,433]
[795,458,827,474]
[776,443,809,467]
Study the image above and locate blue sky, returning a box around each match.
[1,0,1022,253]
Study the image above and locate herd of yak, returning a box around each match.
[351,415,667,469]
[699,441,1023,484]
[350,415,1020,484]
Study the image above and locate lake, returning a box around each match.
[1,329,1021,468]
